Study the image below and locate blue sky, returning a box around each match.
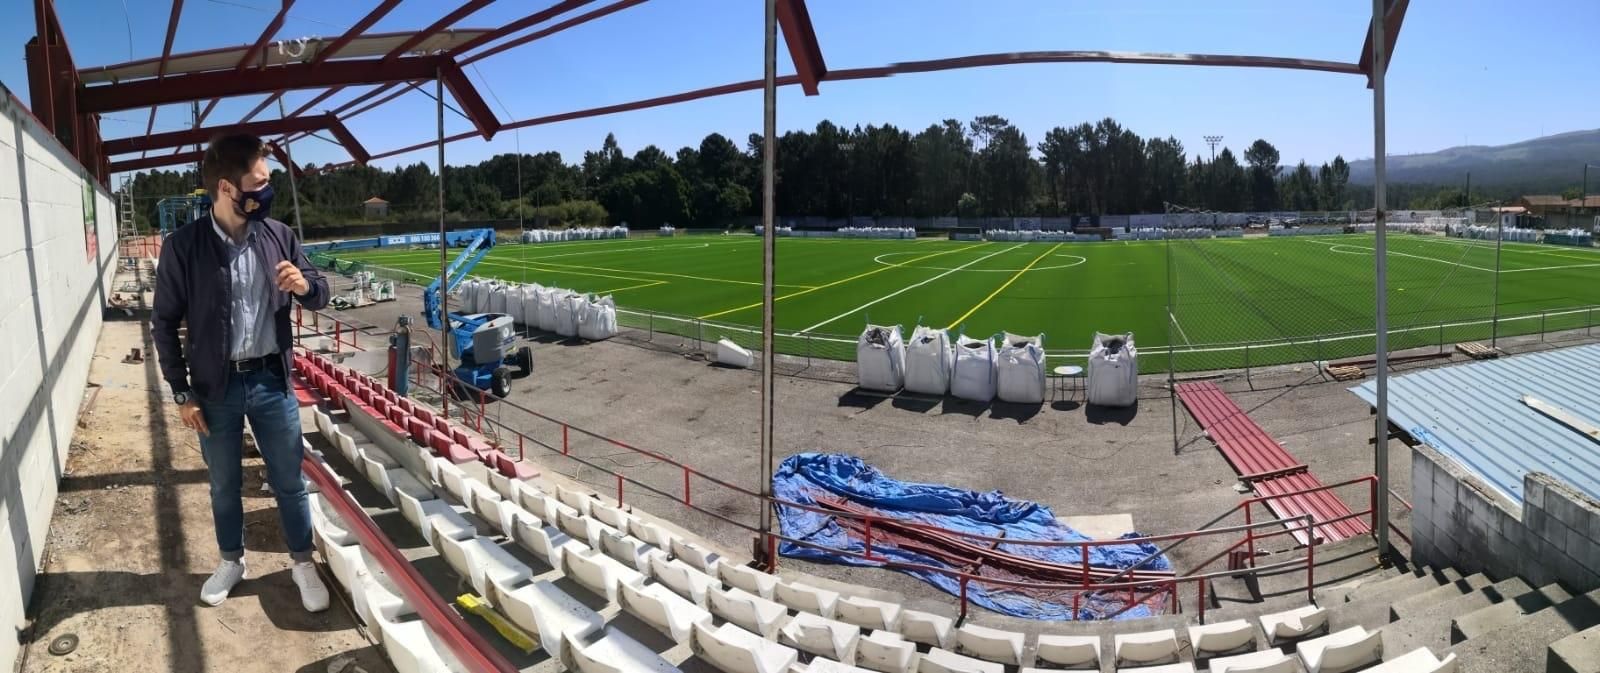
[3,0,1597,177]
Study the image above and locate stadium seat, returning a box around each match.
[558,507,622,548]
[692,621,798,673]
[1187,619,1256,658]
[955,623,1024,665]
[507,509,585,569]
[470,487,523,537]
[1113,664,1194,673]
[718,562,779,599]
[630,520,678,551]
[1113,629,1181,666]
[1295,626,1382,673]
[431,526,531,598]
[590,501,636,531]
[490,579,605,662]
[837,595,903,631]
[1260,605,1329,645]
[1360,648,1457,673]
[368,596,467,673]
[529,493,580,525]
[857,630,918,673]
[918,647,1002,673]
[807,658,878,673]
[395,487,475,545]
[707,584,788,639]
[776,580,840,619]
[669,538,721,573]
[560,627,682,673]
[370,465,432,508]
[562,547,645,603]
[1034,633,1101,669]
[779,611,861,662]
[435,461,472,503]
[599,530,666,572]
[1208,649,1297,673]
[307,493,357,548]
[557,484,595,516]
[618,577,714,645]
[650,555,720,609]
[899,610,955,649]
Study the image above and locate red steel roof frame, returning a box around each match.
[776,0,826,95]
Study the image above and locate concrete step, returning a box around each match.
[1548,624,1600,673]
[1451,583,1574,643]
[1378,578,1533,657]
[1327,568,1464,632]
[1211,536,1386,611]
[1390,573,1495,620]
[1444,588,1600,673]
[1315,565,1456,606]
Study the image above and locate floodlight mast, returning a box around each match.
[1203,135,1223,162]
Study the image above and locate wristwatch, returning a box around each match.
[173,391,191,405]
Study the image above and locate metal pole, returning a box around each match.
[1370,0,1392,563]
[756,0,778,561]
[437,72,451,379]
[1166,219,1178,456]
[1491,214,1503,347]
[276,97,305,241]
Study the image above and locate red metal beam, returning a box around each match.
[439,61,500,139]
[265,142,303,178]
[310,0,403,66]
[446,0,593,58]
[79,56,444,113]
[279,82,411,145]
[158,0,185,78]
[380,0,494,64]
[237,0,297,73]
[240,92,285,123]
[775,0,826,95]
[111,150,204,173]
[325,119,371,165]
[1359,0,1410,87]
[105,113,339,155]
[461,0,646,65]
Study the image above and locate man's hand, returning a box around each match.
[275,260,310,296]
[180,400,209,437]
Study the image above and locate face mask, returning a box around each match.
[232,183,275,222]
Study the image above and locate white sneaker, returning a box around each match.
[200,559,247,606]
[291,561,330,613]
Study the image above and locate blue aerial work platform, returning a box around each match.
[416,230,531,399]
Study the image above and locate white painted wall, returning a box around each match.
[0,86,118,668]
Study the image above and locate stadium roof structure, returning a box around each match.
[22,0,1413,184]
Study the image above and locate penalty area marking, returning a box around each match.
[1317,239,1600,274]
[800,244,1024,333]
[872,250,1087,272]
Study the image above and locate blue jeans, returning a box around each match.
[198,366,313,562]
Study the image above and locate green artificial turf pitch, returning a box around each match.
[333,234,1600,372]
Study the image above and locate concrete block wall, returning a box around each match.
[0,85,119,668]
[1411,444,1600,593]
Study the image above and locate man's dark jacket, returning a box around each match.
[153,215,329,401]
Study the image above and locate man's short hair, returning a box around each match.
[201,133,269,193]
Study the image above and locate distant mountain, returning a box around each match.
[1348,129,1600,193]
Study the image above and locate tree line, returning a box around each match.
[120,115,1504,232]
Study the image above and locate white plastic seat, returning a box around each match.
[1115,664,1194,673]
[955,623,1024,665]
[631,520,678,550]
[1259,605,1329,645]
[856,630,918,673]
[357,449,399,495]
[899,609,955,649]
[650,555,720,608]
[561,627,682,673]
[436,461,472,503]
[590,501,637,532]
[1295,626,1382,673]
[1188,619,1256,658]
[494,473,544,505]
[558,507,621,548]
[719,562,779,599]
[508,508,586,568]
[619,577,714,644]
[779,611,861,662]
[707,584,788,639]
[692,621,799,673]
[836,595,903,631]
[557,483,595,516]
[396,486,475,544]
[600,530,667,572]
[562,547,647,603]
[465,482,516,534]
[809,658,878,673]
[529,493,581,526]
[918,647,1002,673]
[1208,649,1298,673]
[670,538,721,573]
[369,603,469,673]
[369,465,430,507]
[308,493,357,548]
[490,578,605,661]
[1113,629,1181,666]
[776,580,840,619]
[1035,633,1101,669]
[432,524,533,598]
[312,407,332,436]
[1361,648,1458,673]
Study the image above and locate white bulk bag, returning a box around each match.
[473,281,493,314]
[1086,332,1138,407]
[555,294,584,337]
[521,284,543,329]
[507,285,529,325]
[716,338,754,368]
[579,295,618,340]
[903,326,955,395]
[950,335,998,402]
[996,332,1046,404]
[855,324,906,392]
[535,288,559,332]
[455,279,479,313]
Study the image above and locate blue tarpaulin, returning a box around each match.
[773,453,1171,620]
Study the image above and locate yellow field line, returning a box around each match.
[696,243,985,320]
[590,279,669,294]
[944,243,1061,330]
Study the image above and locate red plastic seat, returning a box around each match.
[433,418,452,435]
[439,443,475,464]
[414,407,435,425]
[451,428,470,446]
[387,406,407,428]
[429,432,453,456]
[396,398,414,414]
[407,418,431,445]
[493,453,537,479]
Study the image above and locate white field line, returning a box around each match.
[1402,234,1600,260]
[799,244,1024,333]
[1307,238,1497,273]
[348,240,719,264]
[1169,311,1194,347]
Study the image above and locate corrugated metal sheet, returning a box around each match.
[1350,344,1600,504]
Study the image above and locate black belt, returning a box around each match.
[230,353,281,372]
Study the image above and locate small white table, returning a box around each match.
[1053,365,1085,401]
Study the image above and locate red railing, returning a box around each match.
[293,305,366,353]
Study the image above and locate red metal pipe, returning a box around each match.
[1245,505,1256,565]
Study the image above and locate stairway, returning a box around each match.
[1313,564,1600,673]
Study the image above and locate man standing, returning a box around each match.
[153,133,331,610]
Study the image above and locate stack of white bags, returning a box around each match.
[753,225,794,237]
[837,226,916,240]
[984,229,1073,242]
[855,325,906,392]
[951,335,998,402]
[1086,332,1138,407]
[453,280,618,340]
[659,225,676,236]
[995,332,1046,404]
[520,226,629,243]
[903,326,955,395]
